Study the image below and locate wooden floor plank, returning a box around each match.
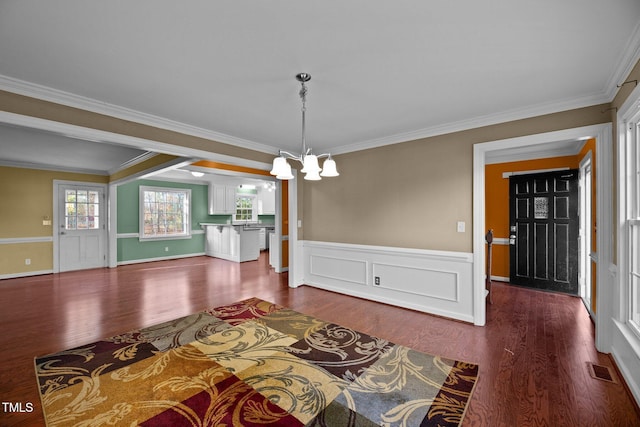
[0,254,638,426]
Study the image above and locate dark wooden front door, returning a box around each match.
[509,170,579,294]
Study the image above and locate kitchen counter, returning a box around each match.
[201,223,260,262]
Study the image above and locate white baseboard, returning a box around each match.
[301,240,474,323]
[611,320,640,407]
[117,252,206,266]
[0,269,53,280]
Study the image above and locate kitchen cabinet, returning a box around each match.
[269,231,279,269]
[202,224,259,262]
[208,185,237,215]
[257,187,276,215]
[258,228,266,250]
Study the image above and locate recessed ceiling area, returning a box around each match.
[0,124,151,175]
[0,122,276,186]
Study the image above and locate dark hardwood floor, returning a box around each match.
[1,253,638,426]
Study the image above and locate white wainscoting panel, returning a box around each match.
[302,241,474,323]
[310,255,368,286]
[373,263,458,301]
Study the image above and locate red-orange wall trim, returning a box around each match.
[192,160,272,177]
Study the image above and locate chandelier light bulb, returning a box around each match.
[304,169,322,180]
[276,161,294,180]
[301,154,321,174]
[270,156,288,176]
[320,157,339,177]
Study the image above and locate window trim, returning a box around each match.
[64,187,102,231]
[233,193,258,224]
[618,86,640,342]
[139,185,191,241]
[630,219,640,337]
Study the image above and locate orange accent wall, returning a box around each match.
[485,149,591,280]
[191,160,272,177]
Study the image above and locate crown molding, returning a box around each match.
[331,91,609,155]
[0,75,278,156]
[107,151,157,176]
[0,73,613,159]
[0,159,109,176]
[604,20,640,99]
[0,150,164,176]
[334,25,640,156]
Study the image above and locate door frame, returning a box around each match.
[53,179,109,273]
[473,123,613,353]
[579,151,594,317]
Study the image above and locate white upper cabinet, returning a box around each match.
[225,187,237,214]
[257,187,276,215]
[208,184,237,215]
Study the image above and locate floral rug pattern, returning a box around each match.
[35,297,478,426]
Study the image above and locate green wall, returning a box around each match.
[258,215,275,225]
[117,179,228,263]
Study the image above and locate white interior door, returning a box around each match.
[57,183,107,272]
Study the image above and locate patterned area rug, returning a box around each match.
[35,297,478,426]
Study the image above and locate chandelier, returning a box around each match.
[270,73,339,181]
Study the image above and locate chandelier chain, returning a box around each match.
[270,72,339,180]
[300,81,308,153]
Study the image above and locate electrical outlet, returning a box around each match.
[457,221,465,233]
[164,247,169,252]
[374,276,380,286]
[25,258,31,265]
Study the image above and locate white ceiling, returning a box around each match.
[1,1,639,172]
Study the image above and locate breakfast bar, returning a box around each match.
[201,223,260,263]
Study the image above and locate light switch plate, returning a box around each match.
[457,221,465,233]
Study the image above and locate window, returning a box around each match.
[623,105,640,337]
[235,194,257,223]
[65,189,100,230]
[631,218,640,332]
[628,118,640,336]
[139,186,191,240]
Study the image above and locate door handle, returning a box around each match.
[60,231,66,235]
